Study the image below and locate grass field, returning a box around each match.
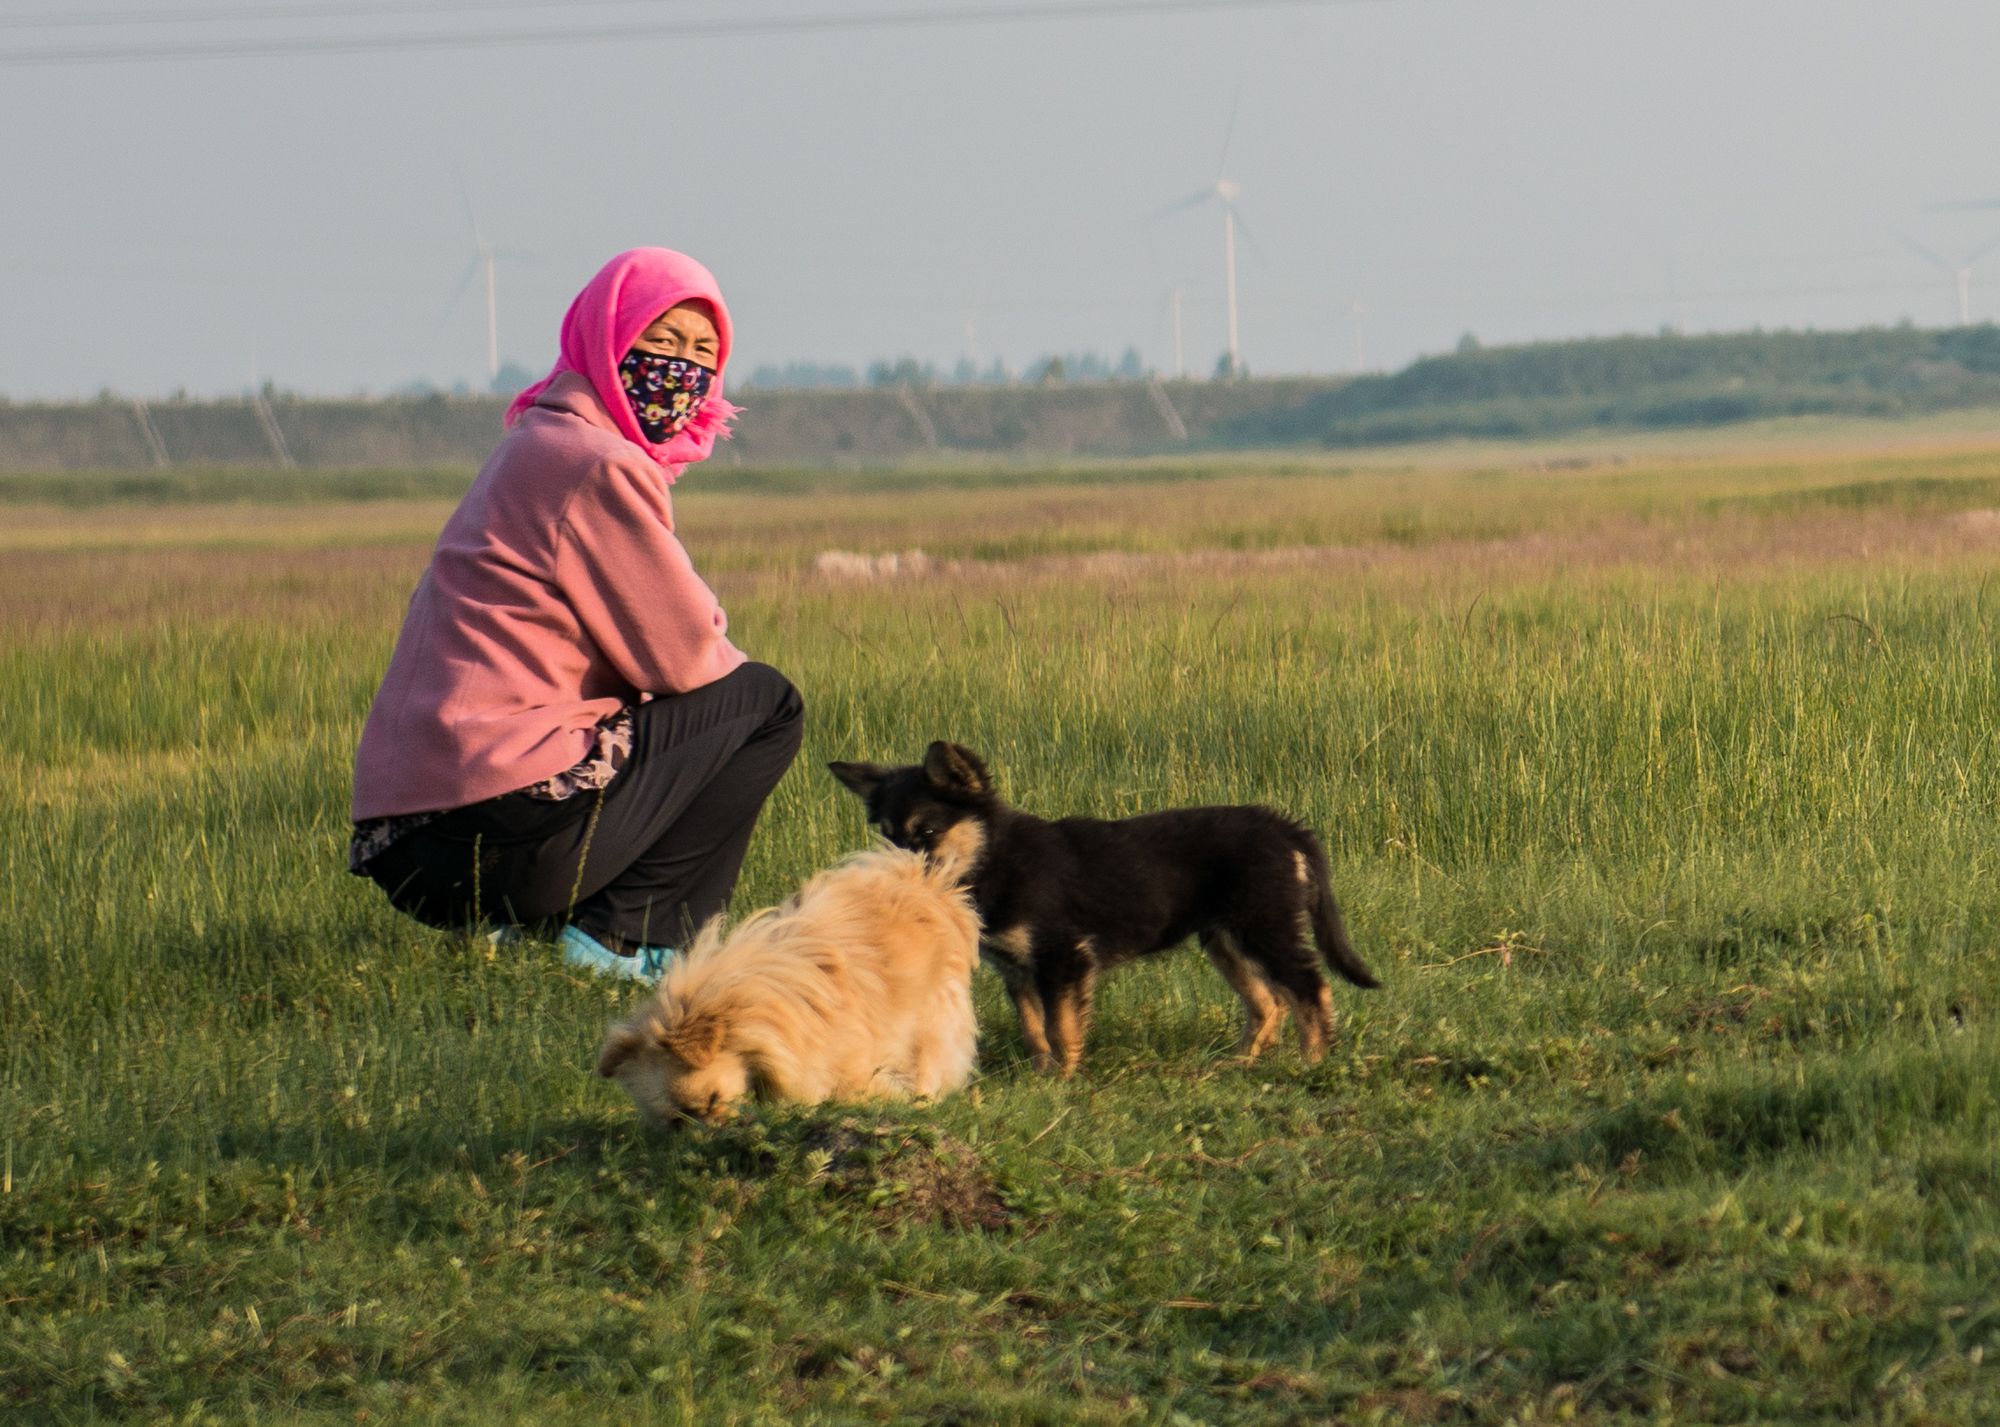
[4,431,1999,1424]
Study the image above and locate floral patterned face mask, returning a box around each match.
[617,350,714,443]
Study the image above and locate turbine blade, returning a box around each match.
[1895,230,1955,274]
[1966,233,2000,267]
[1927,199,2000,211]
[436,257,480,328]
[1214,81,1243,181]
[454,164,483,249]
[1230,204,1271,265]
[1151,188,1214,221]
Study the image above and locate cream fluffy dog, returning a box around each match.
[595,847,982,1127]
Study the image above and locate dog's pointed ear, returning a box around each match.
[595,1023,645,1078]
[923,741,991,797]
[658,1009,725,1068]
[827,761,886,801]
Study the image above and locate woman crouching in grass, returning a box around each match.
[348,249,801,982]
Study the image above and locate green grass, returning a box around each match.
[3,447,1999,1424]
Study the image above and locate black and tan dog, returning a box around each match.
[830,742,1378,1076]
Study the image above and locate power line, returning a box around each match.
[0,0,1386,66]
[0,0,693,31]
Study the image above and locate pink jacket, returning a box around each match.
[351,370,745,820]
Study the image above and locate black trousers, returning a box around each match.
[364,663,804,951]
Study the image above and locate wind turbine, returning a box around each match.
[1897,230,2000,327]
[1157,95,1248,378]
[442,171,536,379]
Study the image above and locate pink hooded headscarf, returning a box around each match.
[504,247,742,480]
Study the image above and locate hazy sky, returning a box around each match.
[5,0,2000,399]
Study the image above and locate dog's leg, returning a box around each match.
[1044,972,1095,1078]
[1267,979,1334,1064]
[1007,980,1056,1074]
[1234,910,1336,1064]
[1283,977,1336,1064]
[1038,943,1097,1078]
[1202,930,1285,1061]
[867,1067,917,1099]
[1312,983,1337,1059]
[985,931,1056,1073]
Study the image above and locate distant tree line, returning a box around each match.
[1218,323,2000,447]
[741,347,1150,391]
[48,325,2000,454]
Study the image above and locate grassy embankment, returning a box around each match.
[3,433,1999,1423]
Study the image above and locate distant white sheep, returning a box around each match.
[812,549,937,579]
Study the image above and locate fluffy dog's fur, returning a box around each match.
[595,846,982,1127]
[831,742,1378,1076]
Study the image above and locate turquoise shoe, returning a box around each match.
[559,924,673,984]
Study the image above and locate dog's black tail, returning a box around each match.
[1298,830,1379,989]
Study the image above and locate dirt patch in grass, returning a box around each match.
[803,1121,1014,1232]
[1352,1386,1464,1423]
[1673,984,1775,1034]
[1793,1265,1904,1318]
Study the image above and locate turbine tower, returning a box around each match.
[474,237,498,377]
[1171,287,1185,379]
[1156,95,1248,378]
[442,171,536,380]
[1218,178,1241,373]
